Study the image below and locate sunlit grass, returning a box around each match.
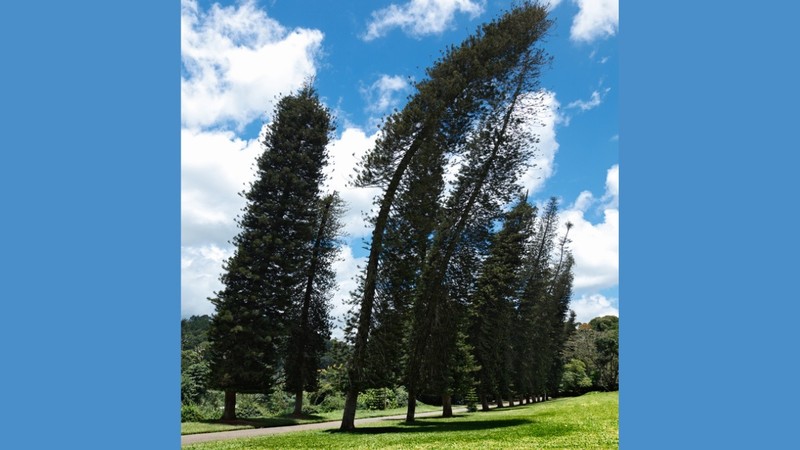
[185,391,618,449]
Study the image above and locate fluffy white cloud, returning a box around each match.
[363,0,485,41]
[560,164,619,293]
[181,245,232,317]
[181,127,264,316]
[181,0,323,130]
[517,90,562,195]
[570,293,618,323]
[570,0,619,43]
[324,128,382,238]
[329,245,367,337]
[362,74,411,118]
[601,163,618,209]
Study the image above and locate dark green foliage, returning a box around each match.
[182,315,212,351]
[182,315,213,404]
[469,197,537,405]
[207,83,334,419]
[342,4,553,430]
[284,193,344,400]
[561,316,619,393]
[591,316,619,391]
[181,404,205,423]
[559,359,594,395]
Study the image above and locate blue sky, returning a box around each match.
[181,0,619,330]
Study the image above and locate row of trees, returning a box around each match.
[338,2,561,429]
[200,2,598,427]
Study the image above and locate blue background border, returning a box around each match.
[623,1,799,448]
[2,1,798,448]
[1,1,178,448]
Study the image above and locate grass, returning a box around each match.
[184,391,618,449]
[182,403,442,435]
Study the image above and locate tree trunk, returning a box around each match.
[405,387,417,422]
[341,389,358,430]
[292,390,303,417]
[222,390,236,421]
[508,397,514,407]
[442,394,453,417]
[340,131,428,432]
[496,395,504,408]
[480,393,489,411]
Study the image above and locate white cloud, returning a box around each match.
[329,245,367,338]
[324,128,383,238]
[570,293,618,323]
[362,74,411,116]
[570,0,619,43]
[560,165,619,293]
[363,0,485,41]
[517,90,562,195]
[601,164,618,209]
[571,190,594,212]
[567,88,610,112]
[181,127,264,317]
[181,0,323,130]
[181,245,232,317]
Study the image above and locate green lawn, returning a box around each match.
[184,391,618,449]
[182,403,442,435]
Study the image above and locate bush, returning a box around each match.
[318,392,345,412]
[181,404,204,423]
[236,401,262,419]
[392,386,408,409]
[464,387,479,412]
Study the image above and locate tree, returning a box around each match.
[207,83,334,420]
[468,197,537,410]
[340,2,552,430]
[590,316,619,391]
[284,192,344,416]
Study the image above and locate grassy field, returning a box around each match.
[182,403,442,435]
[184,391,618,449]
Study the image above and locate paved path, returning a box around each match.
[181,407,468,446]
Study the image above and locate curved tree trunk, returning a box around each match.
[340,142,423,431]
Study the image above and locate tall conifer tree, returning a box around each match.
[207,83,334,420]
[340,3,552,430]
[284,192,344,416]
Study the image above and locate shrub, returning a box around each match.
[236,401,262,419]
[318,392,345,412]
[464,387,479,412]
[181,404,204,423]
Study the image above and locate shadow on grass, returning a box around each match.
[327,418,535,435]
[201,413,326,428]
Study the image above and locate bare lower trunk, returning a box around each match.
[480,393,490,411]
[222,390,236,421]
[341,388,358,430]
[496,395,504,408]
[405,388,417,422]
[442,394,453,417]
[292,390,303,416]
[508,397,514,407]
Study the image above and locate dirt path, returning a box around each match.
[181,407,468,446]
